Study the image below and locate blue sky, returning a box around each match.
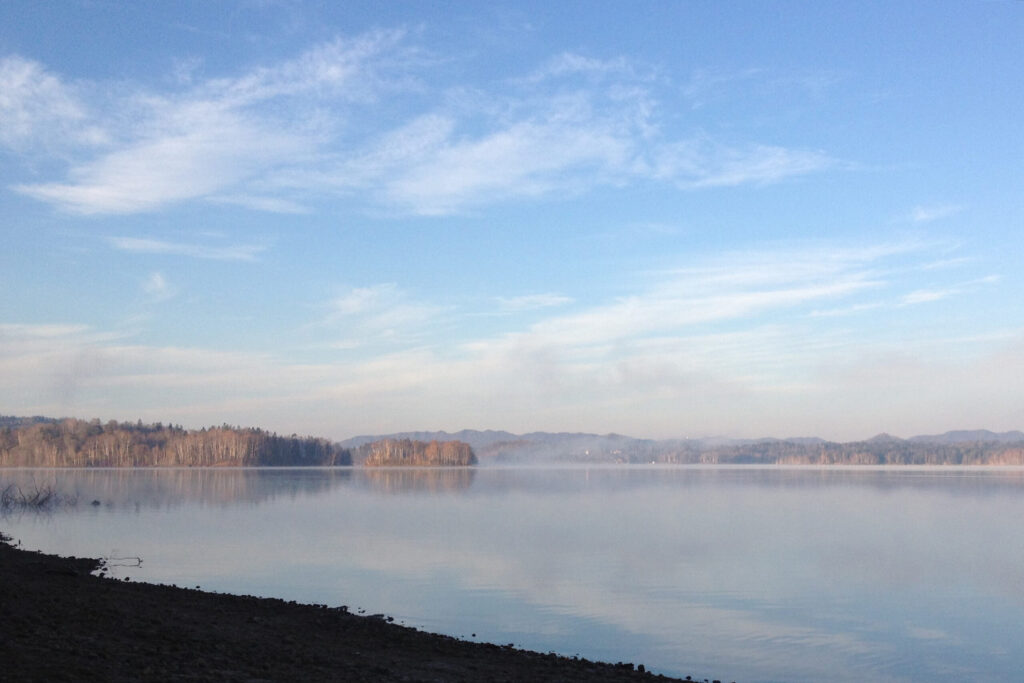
[2,1,1022,441]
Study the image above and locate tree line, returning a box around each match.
[0,418,478,468]
[635,439,1024,466]
[0,418,350,467]
[479,435,1024,465]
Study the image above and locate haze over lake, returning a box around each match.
[4,465,1024,683]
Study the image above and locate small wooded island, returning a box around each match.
[0,418,474,468]
[356,438,477,467]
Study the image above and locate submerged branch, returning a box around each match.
[1,483,77,511]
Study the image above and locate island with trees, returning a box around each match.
[354,438,477,467]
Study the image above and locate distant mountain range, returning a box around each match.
[341,428,1024,450]
[906,429,1024,444]
[340,429,1024,465]
[0,415,58,429]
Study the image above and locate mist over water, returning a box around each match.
[4,466,1024,683]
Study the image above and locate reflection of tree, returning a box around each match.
[0,468,353,510]
[357,467,476,494]
[0,467,476,510]
[461,466,1024,497]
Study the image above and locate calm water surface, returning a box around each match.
[3,466,1024,683]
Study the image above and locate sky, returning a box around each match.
[1,1,1023,442]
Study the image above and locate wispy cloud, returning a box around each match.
[320,55,832,214]
[321,283,445,348]
[910,204,963,224]
[899,275,998,307]
[0,322,290,418]
[106,236,266,261]
[141,272,175,302]
[15,102,314,214]
[0,55,107,150]
[429,240,1003,422]
[375,117,635,215]
[7,38,837,217]
[0,240,1011,438]
[522,52,642,83]
[501,245,890,354]
[495,293,574,312]
[0,323,92,340]
[208,194,310,214]
[808,302,885,318]
[665,141,833,189]
[901,288,956,306]
[9,30,409,214]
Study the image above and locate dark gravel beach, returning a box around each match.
[0,534,700,682]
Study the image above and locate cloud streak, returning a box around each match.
[0,238,1014,440]
[495,293,574,312]
[15,100,314,214]
[8,31,408,214]
[320,284,445,349]
[7,37,837,216]
[141,272,175,302]
[106,236,266,261]
[0,55,107,150]
[910,204,963,224]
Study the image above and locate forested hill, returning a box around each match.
[0,415,56,429]
[0,419,350,467]
[685,438,1024,466]
[346,429,1024,465]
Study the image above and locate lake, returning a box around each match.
[3,466,1023,683]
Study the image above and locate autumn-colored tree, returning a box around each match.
[0,419,352,467]
[358,439,476,467]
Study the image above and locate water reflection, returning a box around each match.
[1,467,353,508]
[357,467,476,494]
[5,465,1023,506]
[3,466,1024,683]
[464,465,1024,499]
[0,466,483,509]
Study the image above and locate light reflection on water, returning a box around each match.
[3,465,1024,683]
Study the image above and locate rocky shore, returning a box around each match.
[1,533,701,682]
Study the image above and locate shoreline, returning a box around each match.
[1,534,699,682]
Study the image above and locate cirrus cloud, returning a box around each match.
[7,36,837,217]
